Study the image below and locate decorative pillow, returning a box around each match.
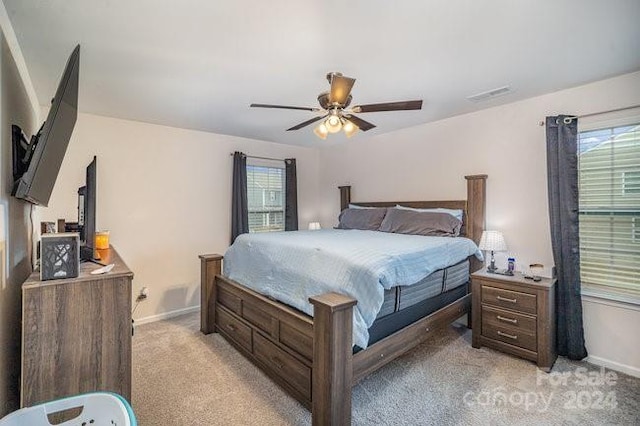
[379,208,462,237]
[337,208,388,231]
[395,204,464,221]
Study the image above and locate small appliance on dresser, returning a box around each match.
[471,269,557,372]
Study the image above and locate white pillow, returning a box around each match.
[348,203,380,209]
[394,204,464,221]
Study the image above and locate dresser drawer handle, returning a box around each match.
[497,315,518,324]
[496,295,517,304]
[226,323,236,331]
[271,356,284,369]
[497,330,518,340]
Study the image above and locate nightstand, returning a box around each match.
[471,270,557,372]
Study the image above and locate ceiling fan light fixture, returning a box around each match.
[325,114,342,133]
[343,120,358,138]
[314,122,328,139]
[251,72,423,140]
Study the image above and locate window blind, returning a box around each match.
[578,123,640,303]
[246,165,285,233]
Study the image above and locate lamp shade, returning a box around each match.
[343,120,358,138]
[313,123,328,139]
[478,230,507,252]
[325,115,342,133]
[308,222,321,230]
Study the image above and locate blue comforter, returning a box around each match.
[223,229,483,348]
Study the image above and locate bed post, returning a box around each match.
[464,174,487,272]
[199,254,223,334]
[338,185,351,211]
[309,293,357,426]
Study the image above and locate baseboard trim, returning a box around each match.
[586,355,640,378]
[135,305,200,326]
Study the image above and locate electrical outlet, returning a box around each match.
[136,286,149,302]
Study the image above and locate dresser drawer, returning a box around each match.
[482,285,536,314]
[482,322,537,352]
[482,305,537,334]
[253,333,311,400]
[216,307,252,352]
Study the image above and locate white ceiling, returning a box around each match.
[5,0,640,146]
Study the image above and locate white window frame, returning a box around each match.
[578,109,640,306]
[246,158,286,233]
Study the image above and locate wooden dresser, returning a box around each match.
[471,270,557,372]
[21,247,133,407]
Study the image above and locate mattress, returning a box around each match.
[366,284,469,347]
[376,259,470,318]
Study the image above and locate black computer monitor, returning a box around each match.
[80,156,98,262]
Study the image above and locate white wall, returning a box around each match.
[0,3,39,413]
[39,113,320,321]
[317,71,640,376]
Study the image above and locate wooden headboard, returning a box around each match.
[338,175,487,267]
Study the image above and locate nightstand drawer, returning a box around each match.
[482,285,536,314]
[482,322,537,352]
[482,305,537,334]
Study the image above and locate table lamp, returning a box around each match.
[478,230,507,273]
[308,222,321,230]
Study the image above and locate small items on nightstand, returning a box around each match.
[478,230,508,274]
[523,263,544,282]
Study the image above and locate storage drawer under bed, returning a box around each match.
[253,332,311,400]
[216,306,252,352]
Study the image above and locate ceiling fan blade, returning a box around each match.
[344,114,376,131]
[251,103,319,112]
[352,100,423,113]
[286,115,327,131]
[329,75,356,106]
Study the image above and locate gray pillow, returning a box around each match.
[378,208,462,237]
[337,208,387,231]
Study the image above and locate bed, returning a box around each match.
[200,174,487,425]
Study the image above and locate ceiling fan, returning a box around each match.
[250,72,423,139]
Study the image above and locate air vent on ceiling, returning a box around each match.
[466,86,513,103]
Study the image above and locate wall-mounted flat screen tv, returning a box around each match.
[12,44,80,206]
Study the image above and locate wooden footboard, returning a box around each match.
[199,254,356,423]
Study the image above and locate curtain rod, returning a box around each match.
[229,153,285,162]
[538,104,640,126]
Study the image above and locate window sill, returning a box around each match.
[581,289,640,311]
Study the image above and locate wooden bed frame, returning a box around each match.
[200,174,486,425]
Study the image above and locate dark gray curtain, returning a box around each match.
[231,151,248,243]
[546,115,588,360]
[284,158,298,231]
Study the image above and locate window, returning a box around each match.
[578,122,640,303]
[246,164,285,233]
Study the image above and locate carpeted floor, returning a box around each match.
[132,312,640,425]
